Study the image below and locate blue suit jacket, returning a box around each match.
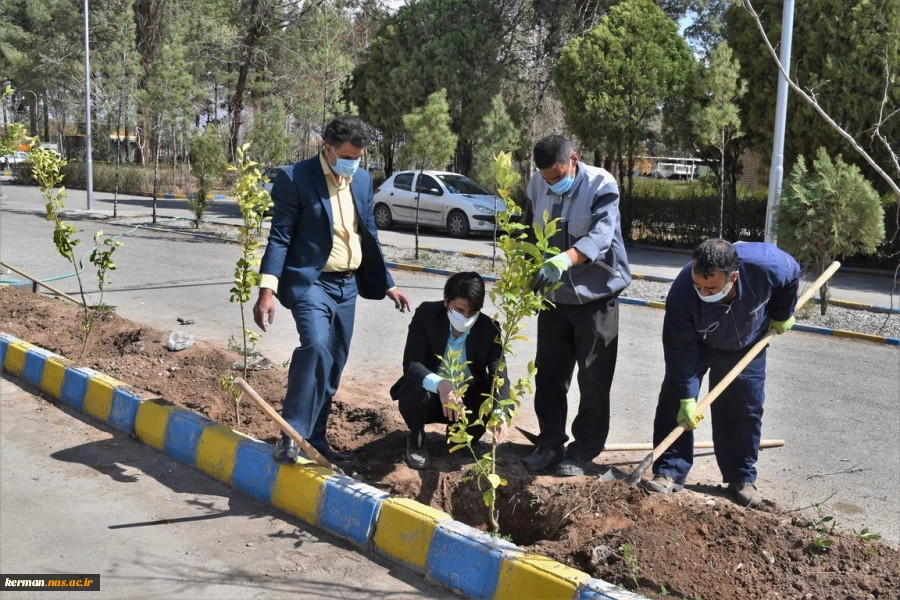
[260,156,395,309]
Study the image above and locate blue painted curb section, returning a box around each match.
[0,331,644,600]
[93,188,228,200]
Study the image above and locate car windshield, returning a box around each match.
[436,174,489,195]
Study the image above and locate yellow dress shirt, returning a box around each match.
[260,152,363,291]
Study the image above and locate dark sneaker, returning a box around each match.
[405,429,431,469]
[521,446,565,472]
[555,456,592,477]
[642,474,684,494]
[729,482,762,508]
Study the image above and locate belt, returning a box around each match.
[322,269,356,279]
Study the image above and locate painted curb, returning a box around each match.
[93,187,228,200]
[385,263,900,347]
[0,332,643,600]
[394,245,900,314]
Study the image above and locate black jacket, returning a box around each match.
[390,301,510,401]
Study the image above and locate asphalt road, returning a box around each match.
[2,187,899,546]
[3,184,896,307]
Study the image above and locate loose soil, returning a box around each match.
[2,287,897,599]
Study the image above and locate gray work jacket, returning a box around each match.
[525,162,631,305]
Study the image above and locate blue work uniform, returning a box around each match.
[653,242,800,484]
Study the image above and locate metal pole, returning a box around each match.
[764,0,795,244]
[83,0,94,211]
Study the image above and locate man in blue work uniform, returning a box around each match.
[254,116,411,465]
[521,135,631,477]
[644,238,800,507]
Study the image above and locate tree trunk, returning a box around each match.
[820,280,828,316]
[28,95,38,137]
[456,139,474,176]
[229,0,265,161]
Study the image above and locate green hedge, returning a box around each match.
[625,184,767,247]
[13,161,245,195]
[624,181,899,270]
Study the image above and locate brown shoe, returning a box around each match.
[729,482,762,508]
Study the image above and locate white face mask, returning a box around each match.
[696,277,735,303]
[447,308,478,333]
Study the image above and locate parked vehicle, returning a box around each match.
[373,170,505,238]
[1,151,28,168]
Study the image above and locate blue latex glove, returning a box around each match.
[770,315,795,334]
[677,398,703,430]
[529,252,573,292]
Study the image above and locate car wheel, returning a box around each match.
[374,203,393,230]
[447,210,470,238]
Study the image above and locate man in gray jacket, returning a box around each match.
[522,135,631,476]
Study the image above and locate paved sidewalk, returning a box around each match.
[0,376,448,600]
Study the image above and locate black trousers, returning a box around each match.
[394,380,492,442]
[534,296,619,460]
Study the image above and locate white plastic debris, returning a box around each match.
[166,330,194,351]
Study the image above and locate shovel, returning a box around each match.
[625,260,841,487]
[234,377,346,475]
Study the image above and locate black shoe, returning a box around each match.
[273,437,299,465]
[521,446,565,472]
[405,429,431,469]
[555,456,592,477]
[311,443,352,464]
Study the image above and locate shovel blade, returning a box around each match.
[599,467,628,482]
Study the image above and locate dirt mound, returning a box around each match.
[3,287,897,599]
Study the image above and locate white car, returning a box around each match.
[373,170,506,238]
[1,151,28,168]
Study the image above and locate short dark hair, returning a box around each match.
[444,272,485,311]
[693,238,739,278]
[323,115,371,149]
[533,135,573,170]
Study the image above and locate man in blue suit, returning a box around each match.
[253,115,411,465]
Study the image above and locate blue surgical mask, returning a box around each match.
[329,147,360,178]
[696,278,734,303]
[549,173,574,195]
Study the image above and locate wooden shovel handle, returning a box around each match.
[627,261,841,486]
[234,377,342,474]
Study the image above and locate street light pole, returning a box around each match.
[764,0,795,244]
[83,0,94,211]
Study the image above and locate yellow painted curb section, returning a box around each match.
[495,553,591,600]
[195,424,250,483]
[271,464,332,526]
[134,401,179,450]
[395,263,424,273]
[373,497,451,569]
[4,340,36,376]
[832,329,886,343]
[647,301,666,310]
[84,374,122,421]
[40,357,71,399]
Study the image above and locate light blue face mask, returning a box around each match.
[696,278,734,303]
[549,172,574,195]
[329,147,360,178]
